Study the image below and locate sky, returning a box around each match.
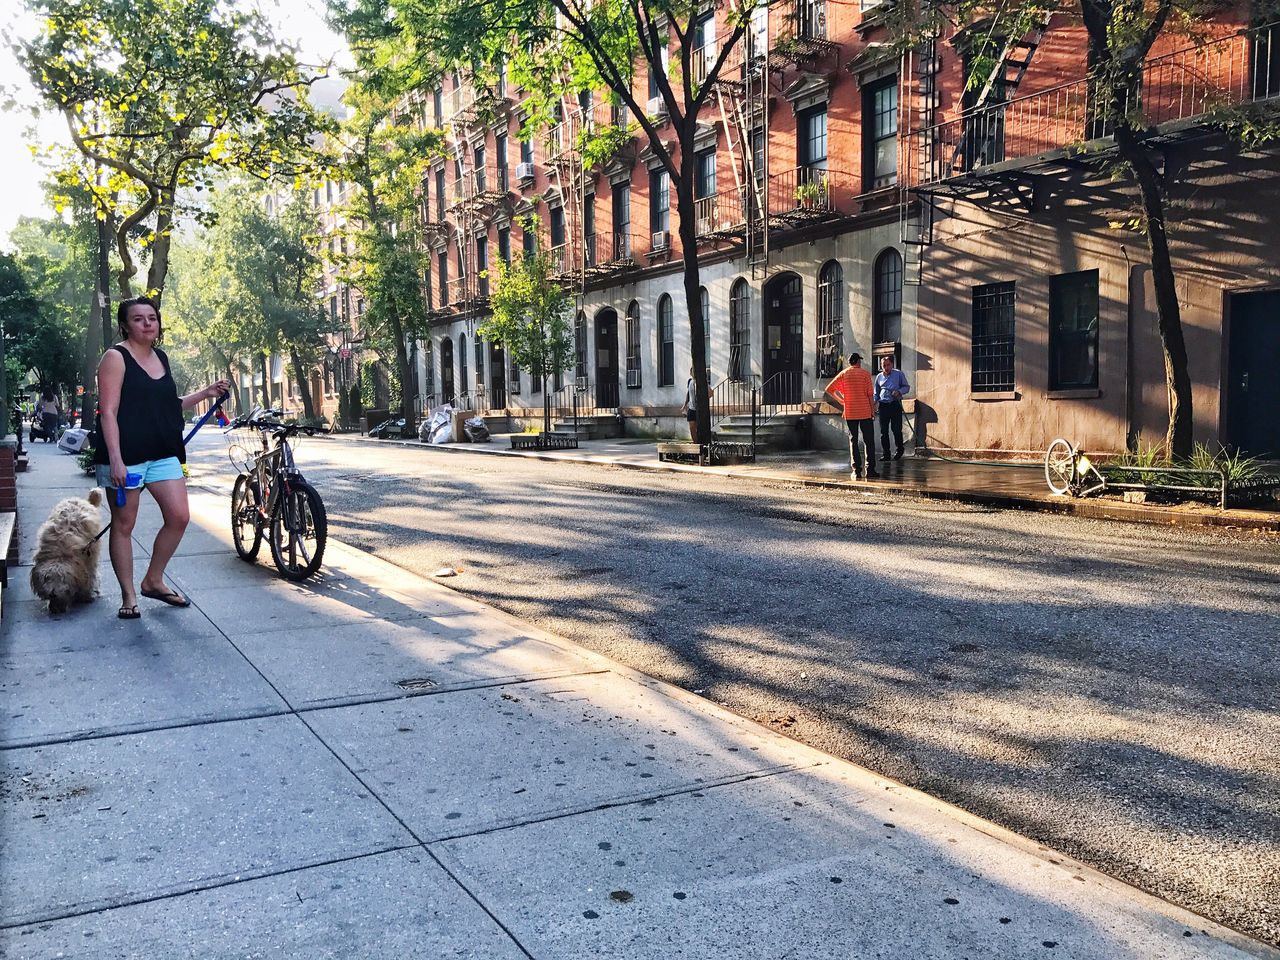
[0,0,351,251]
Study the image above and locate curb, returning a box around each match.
[317,433,1280,535]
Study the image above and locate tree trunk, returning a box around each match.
[673,131,712,458]
[542,364,551,435]
[1114,126,1193,458]
[80,285,103,429]
[260,354,272,409]
[146,205,175,305]
[290,349,316,421]
[388,312,416,435]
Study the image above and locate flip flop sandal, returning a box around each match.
[140,587,190,608]
[117,605,141,620]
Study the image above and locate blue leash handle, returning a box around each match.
[184,392,230,445]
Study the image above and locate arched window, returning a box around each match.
[625,300,642,388]
[698,286,711,373]
[439,336,455,404]
[458,332,468,403]
[423,339,435,402]
[474,335,485,393]
[873,248,903,346]
[816,260,844,378]
[575,311,588,383]
[729,279,750,381]
[657,294,675,387]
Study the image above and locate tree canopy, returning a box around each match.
[18,0,335,302]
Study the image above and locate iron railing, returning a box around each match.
[760,370,805,416]
[912,23,1280,188]
[709,374,759,448]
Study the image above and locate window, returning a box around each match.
[864,77,898,189]
[510,352,521,394]
[498,226,511,265]
[435,168,446,220]
[522,226,536,258]
[961,54,1007,170]
[520,138,532,165]
[326,180,334,203]
[730,279,750,380]
[575,312,588,381]
[577,89,593,114]
[459,333,468,396]
[549,206,566,248]
[496,134,509,191]
[649,169,669,234]
[612,182,631,256]
[433,87,443,127]
[474,144,486,193]
[750,128,765,184]
[424,264,433,311]
[699,286,711,369]
[798,0,826,39]
[423,340,435,399]
[625,300,642,388]
[475,335,485,391]
[438,250,449,306]
[584,193,597,266]
[798,105,828,173]
[694,11,716,80]
[817,260,844,378]
[1049,270,1100,390]
[971,281,1016,392]
[658,294,675,386]
[476,237,489,298]
[648,39,670,99]
[695,149,716,200]
[873,249,903,344]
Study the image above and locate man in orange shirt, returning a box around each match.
[824,352,878,480]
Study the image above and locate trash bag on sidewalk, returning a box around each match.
[463,416,490,443]
[57,427,91,454]
[421,404,454,444]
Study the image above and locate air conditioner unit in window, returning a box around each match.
[646,96,667,117]
[626,368,642,388]
[515,161,535,181]
[651,230,670,250]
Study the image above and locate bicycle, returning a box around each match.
[225,408,327,581]
[1044,437,1107,497]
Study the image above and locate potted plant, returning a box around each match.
[794,180,821,209]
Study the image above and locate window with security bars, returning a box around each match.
[625,300,642,388]
[729,279,750,381]
[816,260,844,378]
[423,341,434,398]
[699,287,710,372]
[575,313,588,382]
[510,353,521,394]
[658,295,675,386]
[474,336,484,392]
[971,281,1016,392]
[873,248,903,344]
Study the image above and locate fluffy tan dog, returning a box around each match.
[30,488,105,614]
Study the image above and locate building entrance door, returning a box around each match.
[489,342,506,409]
[439,338,455,405]
[1228,290,1280,458]
[595,309,620,409]
[763,273,803,403]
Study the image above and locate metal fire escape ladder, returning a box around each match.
[901,39,940,285]
[947,9,1055,175]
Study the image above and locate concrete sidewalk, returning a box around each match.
[355,430,1280,533]
[2,442,1276,959]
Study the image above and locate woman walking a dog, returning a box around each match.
[94,296,229,619]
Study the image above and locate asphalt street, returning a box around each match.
[188,433,1280,946]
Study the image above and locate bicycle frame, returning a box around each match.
[245,428,305,522]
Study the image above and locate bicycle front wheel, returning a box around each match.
[1045,438,1075,496]
[269,479,327,581]
[231,474,263,561]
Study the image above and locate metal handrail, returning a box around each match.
[759,370,805,423]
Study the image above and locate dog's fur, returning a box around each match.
[30,488,105,614]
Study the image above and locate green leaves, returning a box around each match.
[479,247,573,382]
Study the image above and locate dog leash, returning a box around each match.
[88,393,230,545]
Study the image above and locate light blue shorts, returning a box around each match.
[95,456,185,490]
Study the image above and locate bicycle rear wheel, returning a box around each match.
[1045,438,1075,496]
[269,479,327,581]
[231,474,263,561]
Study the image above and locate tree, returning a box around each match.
[18,0,333,303]
[331,0,760,451]
[166,181,336,418]
[0,249,83,399]
[330,86,440,434]
[479,242,575,435]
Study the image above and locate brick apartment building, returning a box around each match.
[300,1,1279,457]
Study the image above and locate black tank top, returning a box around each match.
[94,345,185,465]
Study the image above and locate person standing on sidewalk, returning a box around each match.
[875,355,910,462]
[824,353,878,480]
[94,296,230,619]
